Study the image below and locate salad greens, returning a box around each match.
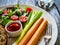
[0,9,3,15]
[23,11,32,28]
[0,5,22,25]
[15,9,21,16]
[12,11,43,45]
[8,10,13,17]
[1,16,12,26]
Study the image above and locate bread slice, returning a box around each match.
[0,25,7,45]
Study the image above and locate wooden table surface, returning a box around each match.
[0,0,60,45]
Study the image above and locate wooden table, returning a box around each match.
[0,0,60,45]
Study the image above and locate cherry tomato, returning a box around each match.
[3,9,8,15]
[10,15,19,20]
[26,7,32,13]
[19,15,27,22]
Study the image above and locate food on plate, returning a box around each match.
[0,9,3,15]
[26,20,48,45]
[0,15,12,26]
[19,15,27,22]
[5,21,22,37]
[0,25,7,45]
[7,22,20,31]
[14,9,22,16]
[18,18,44,45]
[10,15,19,20]
[0,5,44,45]
[12,11,43,45]
[3,9,8,15]
[0,6,33,26]
[23,11,32,28]
[8,9,13,17]
[26,7,32,13]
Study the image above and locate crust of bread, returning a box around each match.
[0,25,7,45]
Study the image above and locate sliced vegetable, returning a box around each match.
[3,9,8,15]
[27,20,48,45]
[10,15,19,20]
[19,15,27,22]
[18,18,44,45]
[23,11,32,28]
[12,11,43,45]
[13,9,22,16]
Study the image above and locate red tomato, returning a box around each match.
[10,15,19,20]
[3,9,8,15]
[26,7,32,13]
[19,15,27,22]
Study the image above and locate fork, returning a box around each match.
[44,24,52,45]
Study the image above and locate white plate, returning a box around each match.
[0,4,58,45]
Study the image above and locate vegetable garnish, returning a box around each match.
[23,11,32,28]
[12,11,43,45]
[1,16,12,26]
[26,7,32,13]
[19,15,27,22]
[3,9,8,15]
[14,9,22,16]
[8,9,13,17]
[18,18,44,45]
[0,9,3,15]
[10,15,19,20]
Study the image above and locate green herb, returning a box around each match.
[8,10,13,17]
[0,9,3,15]
[1,16,12,26]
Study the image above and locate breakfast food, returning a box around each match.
[27,20,48,45]
[18,18,44,45]
[0,25,7,45]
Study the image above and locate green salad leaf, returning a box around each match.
[1,16,12,26]
[0,9,3,15]
[8,10,13,17]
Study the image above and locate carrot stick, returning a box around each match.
[26,20,48,45]
[18,18,44,45]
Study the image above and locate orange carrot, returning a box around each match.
[26,20,48,45]
[18,18,44,45]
